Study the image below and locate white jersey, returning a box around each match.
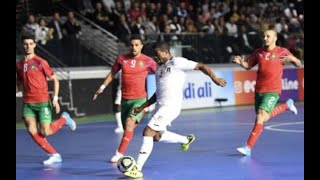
[155,57,197,109]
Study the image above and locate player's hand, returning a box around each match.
[93,88,104,101]
[232,55,242,64]
[280,54,293,64]
[132,106,143,115]
[212,77,227,87]
[52,100,60,113]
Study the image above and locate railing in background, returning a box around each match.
[35,45,85,117]
[53,2,123,67]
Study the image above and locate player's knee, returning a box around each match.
[153,133,161,141]
[26,126,37,135]
[40,127,52,136]
[256,110,268,124]
[143,126,156,137]
[125,117,136,130]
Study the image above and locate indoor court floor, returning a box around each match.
[16,103,304,180]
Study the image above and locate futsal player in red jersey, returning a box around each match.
[93,35,157,162]
[16,36,76,165]
[233,29,302,156]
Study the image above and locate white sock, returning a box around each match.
[159,131,188,144]
[115,112,122,128]
[136,136,153,171]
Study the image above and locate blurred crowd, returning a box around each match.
[18,0,304,64]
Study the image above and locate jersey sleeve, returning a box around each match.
[173,57,198,70]
[41,60,54,78]
[280,47,292,56]
[279,47,293,65]
[111,56,122,75]
[148,58,157,73]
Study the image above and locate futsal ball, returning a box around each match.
[117,156,136,173]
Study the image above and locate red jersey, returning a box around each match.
[111,53,157,99]
[16,55,54,103]
[248,46,292,94]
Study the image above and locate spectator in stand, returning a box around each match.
[35,18,53,46]
[47,12,64,60]
[21,14,39,38]
[63,10,82,66]
[115,14,132,43]
[93,2,114,32]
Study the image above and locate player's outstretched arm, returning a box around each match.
[194,63,227,87]
[280,54,302,67]
[93,72,114,100]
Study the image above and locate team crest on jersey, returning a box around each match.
[139,61,144,67]
[271,54,276,59]
[31,64,36,70]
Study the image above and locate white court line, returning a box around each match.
[264,121,304,133]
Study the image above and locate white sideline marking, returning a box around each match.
[264,121,304,133]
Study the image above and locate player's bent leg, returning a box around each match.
[112,117,136,162]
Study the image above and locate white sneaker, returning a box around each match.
[110,151,123,163]
[62,112,76,131]
[286,99,298,115]
[237,146,251,156]
[114,127,124,133]
[43,153,62,165]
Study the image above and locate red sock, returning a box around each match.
[50,117,67,134]
[269,104,289,119]
[31,133,57,154]
[247,123,263,149]
[118,130,133,154]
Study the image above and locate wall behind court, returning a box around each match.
[16,66,304,121]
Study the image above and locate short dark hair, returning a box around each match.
[153,41,170,51]
[130,34,143,44]
[21,35,35,43]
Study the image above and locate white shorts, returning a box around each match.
[114,85,121,105]
[147,105,181,132]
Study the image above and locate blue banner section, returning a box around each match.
[146,70,235,110]
[147,74,156,99]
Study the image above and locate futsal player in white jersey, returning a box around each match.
[124,41,227,178]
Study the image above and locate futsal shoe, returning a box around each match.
[124,165,143,178]
[181,134,196,151]
[43,153,62,165]
[237,146,251,156]
[286,99,298,115]
[114,127,124,133]
[62,112,77,131]
[110,151,123,163]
